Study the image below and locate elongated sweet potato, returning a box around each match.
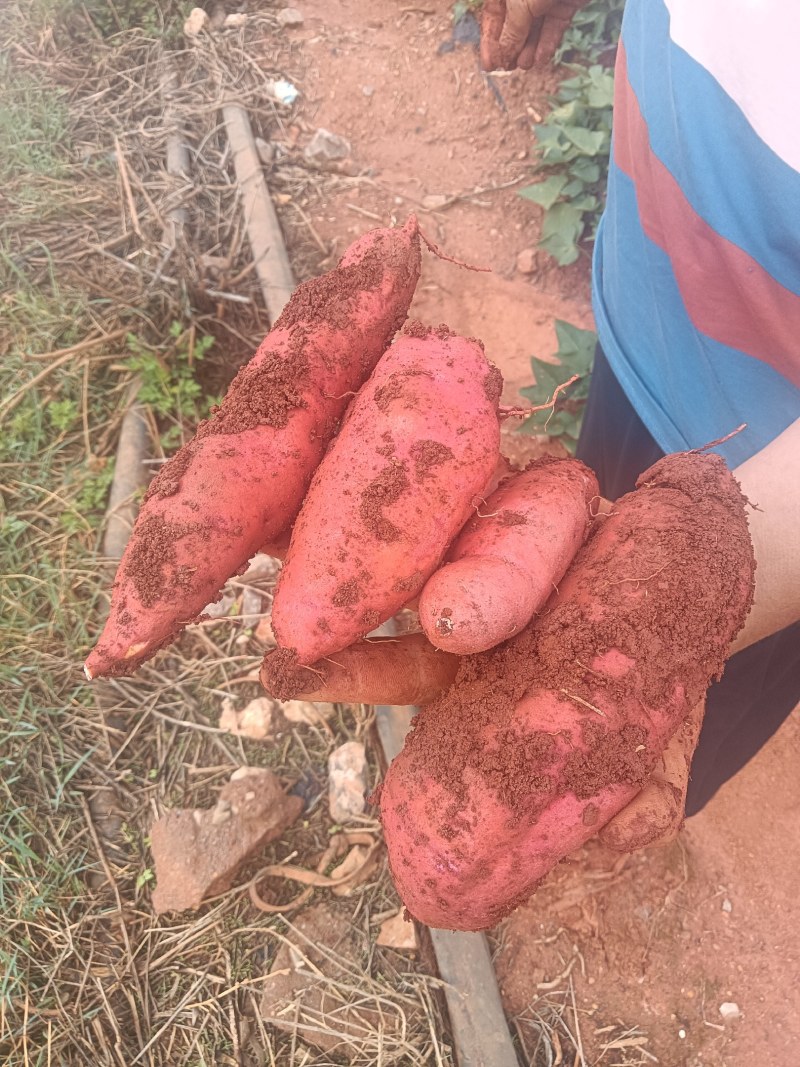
[268,324,503,673]
[379,451,755,930]
[418,456,598,653]
[85,217,421,679]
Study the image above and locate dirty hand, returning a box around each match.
[261,631,706,853]
[480,0,584,71]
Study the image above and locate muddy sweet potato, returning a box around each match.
[268,324,503,674]
[379,451,755,930]
[418,456,598,654]
[85,217,421,679]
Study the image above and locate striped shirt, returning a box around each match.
[593,0,800,465]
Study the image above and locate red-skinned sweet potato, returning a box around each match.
[85,217,421,679]
[418,456,598,653]
[379,451,755,930]
[268,324,503,674]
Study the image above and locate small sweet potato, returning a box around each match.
[269,324,503,668]
[418,456,598,653]
[379,451,755,930]
[85,217,421,679]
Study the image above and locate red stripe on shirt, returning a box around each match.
[614,43,800,390]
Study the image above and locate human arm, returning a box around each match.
[728,417,800,653]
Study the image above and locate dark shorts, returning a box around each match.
[576,345,800,815]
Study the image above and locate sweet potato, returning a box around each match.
[379,451,755,930]
[268,324,503,673]
[85,217,421,679]
[418,456,598,654]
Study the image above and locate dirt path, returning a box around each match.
[285,0,593,403]
[277,4,800,1065]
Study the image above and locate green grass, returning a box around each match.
[0,61,71,184]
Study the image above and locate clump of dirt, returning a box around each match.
[497,509,527,526]
[483,365,504,405]
[410,439,454,480]
[359,462,410,542]
[122,515,202,609]
[562,721,649,798]
[143,444,196,502]
[260,647,320,701]
[199,333,310,436]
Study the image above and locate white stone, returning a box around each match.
[516,248,537,275]
[280,700,335,726]
[421,193,449,211]
[328,741,368,822]
[304,128,351,164]
[183,7,209,35]
[277,7,304,28]
[719,1002,742,1021]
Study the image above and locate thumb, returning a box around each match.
[599,699,705,851]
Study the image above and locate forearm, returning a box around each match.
[728,418,800,653]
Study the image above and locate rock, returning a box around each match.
[267,79,300,107]
[280,700,335,726]
[516,248,537,275]
[377,910,417,951]
[719,1001,742,1022]
[258,904,401,1057]
[240,586,263,621]
[219,697,275,740]
[150,767,302,914]
[721,897,733,913]
[421,193,450,211]
[243,554,281,583]
[277,6,304,28]
[328,741,368,822]
[304,128,352,165]
[183,7,209,35]
[223,12,248,28]
[362,84,375,98]
[255,137,275,165]
[202,591,237,619]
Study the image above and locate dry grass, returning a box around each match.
[1,2,456,1063]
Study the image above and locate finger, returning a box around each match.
[599,701,705,851]
[516,20,543,70]
[479,0,507,71]
[534,2,580,65]
[261,633,459,706]
[598,776,685,852]
[498,2,537,68]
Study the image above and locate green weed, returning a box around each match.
[518,319,597,452]
[127,321,219,450]
[520,0,624,265]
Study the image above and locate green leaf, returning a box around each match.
[553,320,597,373]
[569,194,599,212]
[569,158,600,183]
[539,202,584,265]
[562,126,607,156]
[519,174,568,210]
[560,178,587,198]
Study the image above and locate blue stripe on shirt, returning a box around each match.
[622,0,800,298]
[593,159,800,467]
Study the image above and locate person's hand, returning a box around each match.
[480,0,584,71]
[262,631,705,854]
